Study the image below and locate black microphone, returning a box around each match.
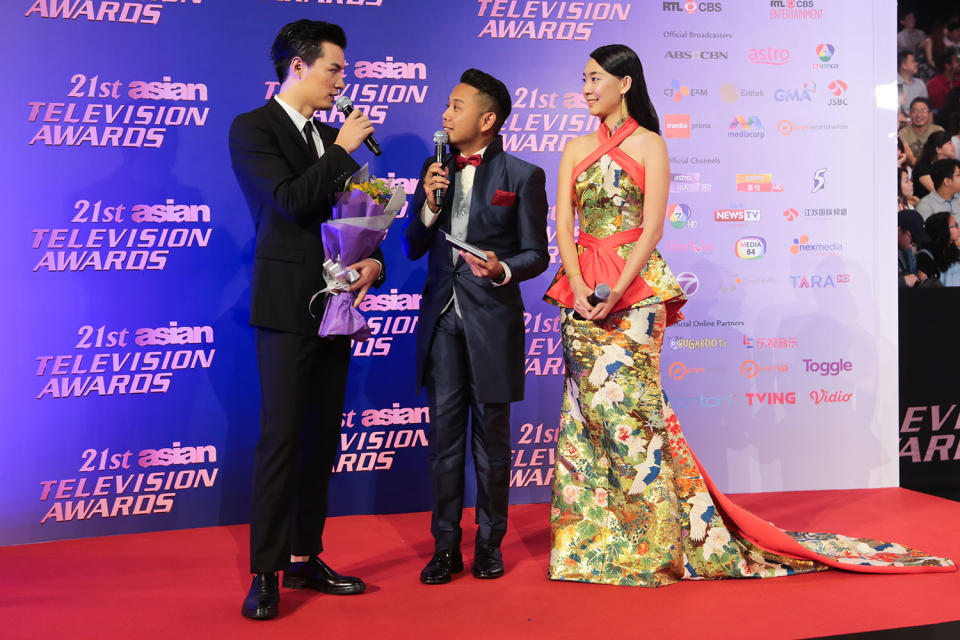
[573,283,611,321]
[433,130,448,207]
[334,95,381,156]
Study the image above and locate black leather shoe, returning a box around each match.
[282,556,365,595]
[473,545,504,579]
[419,550,464,585]
[241,573,279,620]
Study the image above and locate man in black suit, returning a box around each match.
[229,20,384,620]
[403,69,549,584]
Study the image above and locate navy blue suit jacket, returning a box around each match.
[403,136,549,403]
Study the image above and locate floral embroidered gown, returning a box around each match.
[542,118,954,587]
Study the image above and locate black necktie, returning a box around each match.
[303,120,319,158]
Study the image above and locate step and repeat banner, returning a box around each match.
[1,0,897,546]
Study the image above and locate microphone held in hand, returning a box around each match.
[574,283,611,321]
[433,130,448,207]
[335,96,381,156]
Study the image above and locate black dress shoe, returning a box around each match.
[282,556,365,595]
[419,550,464,585]
[241,573,279,620]
[473,545,504,579]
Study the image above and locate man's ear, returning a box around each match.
[479,111,498,135]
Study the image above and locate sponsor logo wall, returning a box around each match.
[0,0,896,545]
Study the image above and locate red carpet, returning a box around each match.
[3,488,959,639]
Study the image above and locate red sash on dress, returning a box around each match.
[545,117,655,313]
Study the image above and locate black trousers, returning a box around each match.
[249,327,350,573]
[425,308,511,551]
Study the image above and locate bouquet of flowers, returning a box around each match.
[311,164,405,341]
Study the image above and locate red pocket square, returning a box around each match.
[492,189,516,206]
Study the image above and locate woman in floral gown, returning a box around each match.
[543,44,954,587]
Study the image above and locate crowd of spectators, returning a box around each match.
[897,6,960,288]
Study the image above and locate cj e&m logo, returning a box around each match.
[735,236,766,259]
[802,358,852,376]
[665,80,708,102]
[663,2,723,14]
[749,47,790,65]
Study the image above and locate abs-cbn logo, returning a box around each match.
[663,2,723,13]
[803,358,852,376]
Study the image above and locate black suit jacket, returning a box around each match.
[403,136,549,403]
[229,98,384,336]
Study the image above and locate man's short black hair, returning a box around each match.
[931,158,960,190]
[898,50,916,69]
[935,52,958,75]
[459,68,512,134]
[910,96,932,111]
[271,20,347,82]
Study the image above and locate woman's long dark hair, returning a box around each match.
[923,211,960,272]
[590,44,660,134]
[920,130,953,165]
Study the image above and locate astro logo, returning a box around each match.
[735,237,766,259]
[783,207,799,221]
[667,203,695,229]
[817,44,835,61]
[676,271,700,296]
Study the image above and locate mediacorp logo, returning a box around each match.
[802,358,852,376]
[667,203,695,229]
[735,236,766,259]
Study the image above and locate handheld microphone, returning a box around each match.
[574,283,611,321]
[433,130,448,207]
[334,96,381,156]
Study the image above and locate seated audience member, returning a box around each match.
[898,136,916,170]
[927,52,960,111]
[900,97,944,160]
[899,52,929,121]
[922,23,950,81]
[899,209,931,288]
[900,167,919,210]
[914,131,956,198]
[916,159,960,219]
[898,12,926,57]
[917,211,960,286]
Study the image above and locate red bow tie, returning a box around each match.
[455,154,482,171]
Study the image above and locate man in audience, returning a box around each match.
[899,51,929,120]
[900,97,944,160]
[899,209,931,288]
[927,52,960,111]
[898,12,926,55]
[916,159,960,219]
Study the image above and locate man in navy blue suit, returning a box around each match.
[403,69,549,584]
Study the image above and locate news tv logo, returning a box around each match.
[715,208,760,222]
